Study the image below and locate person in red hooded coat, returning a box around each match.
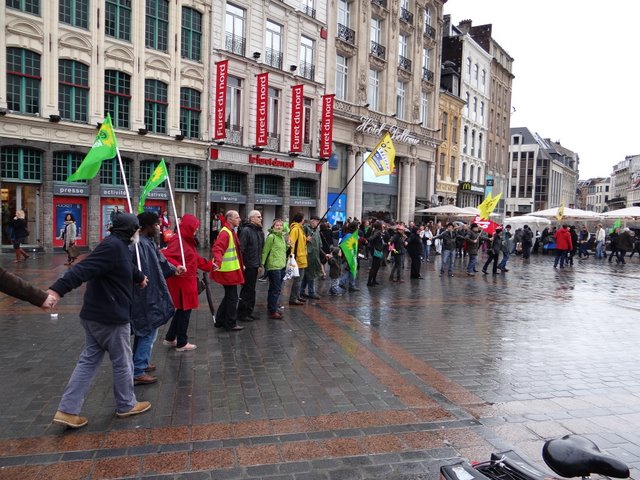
[162,214,212,351]
[210,210,245,331]
[553,224,573,269]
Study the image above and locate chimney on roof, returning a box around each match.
[458,19,472,34]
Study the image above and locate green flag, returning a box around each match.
[67,114,117,182]
[610,218,622,234]
[339,230,359,277]
[138,159,169,213]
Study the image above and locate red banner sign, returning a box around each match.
[249,154,294,169]
[319,94,335,158]
[473,216,501,235]
[255,73,269,146]
[213,60,228,140]
[290,85,304,152]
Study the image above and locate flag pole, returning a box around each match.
[315,152,370,231]
[115,146,142,270]
[164,172,186,269]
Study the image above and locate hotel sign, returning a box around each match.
[355,117,420,146]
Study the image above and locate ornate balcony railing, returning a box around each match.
[424,24,436,39]
[371,0,387,7]
[225,33,245,56]
[400,7,413,25]
[422,67,434,82]
[370,41,386,59]
[337,23,356,45]
[398,55,412,72]
[299,62,315,81]
[302,141,312,157]
[225,125,243,146]
[303,5,316,18]
[265,48,282,69]
[266,134,280,151]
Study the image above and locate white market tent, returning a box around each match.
[601,206,640,220]
[502,215,551,231]
[529,207,602,220]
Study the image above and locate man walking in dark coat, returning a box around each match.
[47,213,151,429]
[237,210,265,322]
[131,212,185,385]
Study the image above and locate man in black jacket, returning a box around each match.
[47,213,150,429]
[237,210,265,321]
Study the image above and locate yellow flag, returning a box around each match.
[365,133,396,177]
[478,192,502,220]
[555,203,565,221]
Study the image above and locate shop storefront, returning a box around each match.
[457,181,485,208]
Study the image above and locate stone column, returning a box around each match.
[354,150,363,220]
[346,146,356,218]
[409,159,417,221]
[399,158,412,223]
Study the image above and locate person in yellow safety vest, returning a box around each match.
[211,210,245,331]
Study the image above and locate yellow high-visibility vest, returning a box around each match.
[218,226,241,272]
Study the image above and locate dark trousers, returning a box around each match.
[267,268,285,314]
[483,251,498,274]
[409,253,422,278]
[368,256,382,284]
[237,266,258,320]
[217,285,239,329]
[165,308,192,348]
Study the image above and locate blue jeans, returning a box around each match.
[440,249,454,274]
[267,268,284,314]
[339,269,357,288]
[422,243,430,261]
[595,241,604,258]
[58,318,137,415]
[133,329,158,377]
[498,251,510,270]
[467,254,478,273]
[554,249,568,268]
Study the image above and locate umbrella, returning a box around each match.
[200,272,216,323]
[503,215,551,231]
[415,205,468,215]
[601,206,640,220]
[529,207,601,220]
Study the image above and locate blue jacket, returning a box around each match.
[130,235,176,336]
[50,234,145,325]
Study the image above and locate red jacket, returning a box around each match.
[163,214,212,310]
[210,218,245,286]
[554,227,573,251]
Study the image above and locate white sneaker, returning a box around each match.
[176,343,197,352]
[162,339,177,347]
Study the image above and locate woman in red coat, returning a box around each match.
[553,224,573,269]
[162,214,211,351]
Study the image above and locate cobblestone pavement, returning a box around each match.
[1,251,639,479]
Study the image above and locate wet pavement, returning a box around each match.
[1,250,640,479]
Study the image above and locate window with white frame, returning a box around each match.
[472,97,477,121]
[268,87,279,136]
[399,34,408,58]
[480,101,485,125]
[463,126,468,153]
[371,17,382,44]
[481,69,486,92]
[473,63,478,86]
[300,36,315,80]
[368,69,379,111]
[477,167,482,184]
[461,162,467,181]
[470,165,475,182]
[225,3,245,55]
[337,0,350,27]
[424,5,431,27]
[336,55,348,101]
[265,20,282,68]
[396,81,405,119]
[422,47,430,71]
[420,91,429,125]
[464,92,469,116]
[478,133,483,159]
[470,129,476,156]
[226,76,242,129]
[466,57,471,81]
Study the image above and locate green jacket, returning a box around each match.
[261,229,287,271]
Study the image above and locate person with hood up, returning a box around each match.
[288,212,308,304]
[211,210,245,331]
[553,224,573,269]
[46,212,150,429]
[131,212,185,385]
[163,214,213,350]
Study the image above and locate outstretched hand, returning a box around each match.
[40,293,58,310]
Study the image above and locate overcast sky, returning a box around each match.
[443,0,640,180]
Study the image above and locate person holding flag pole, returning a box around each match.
[138,159,186,269]
[315,132,396,228]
